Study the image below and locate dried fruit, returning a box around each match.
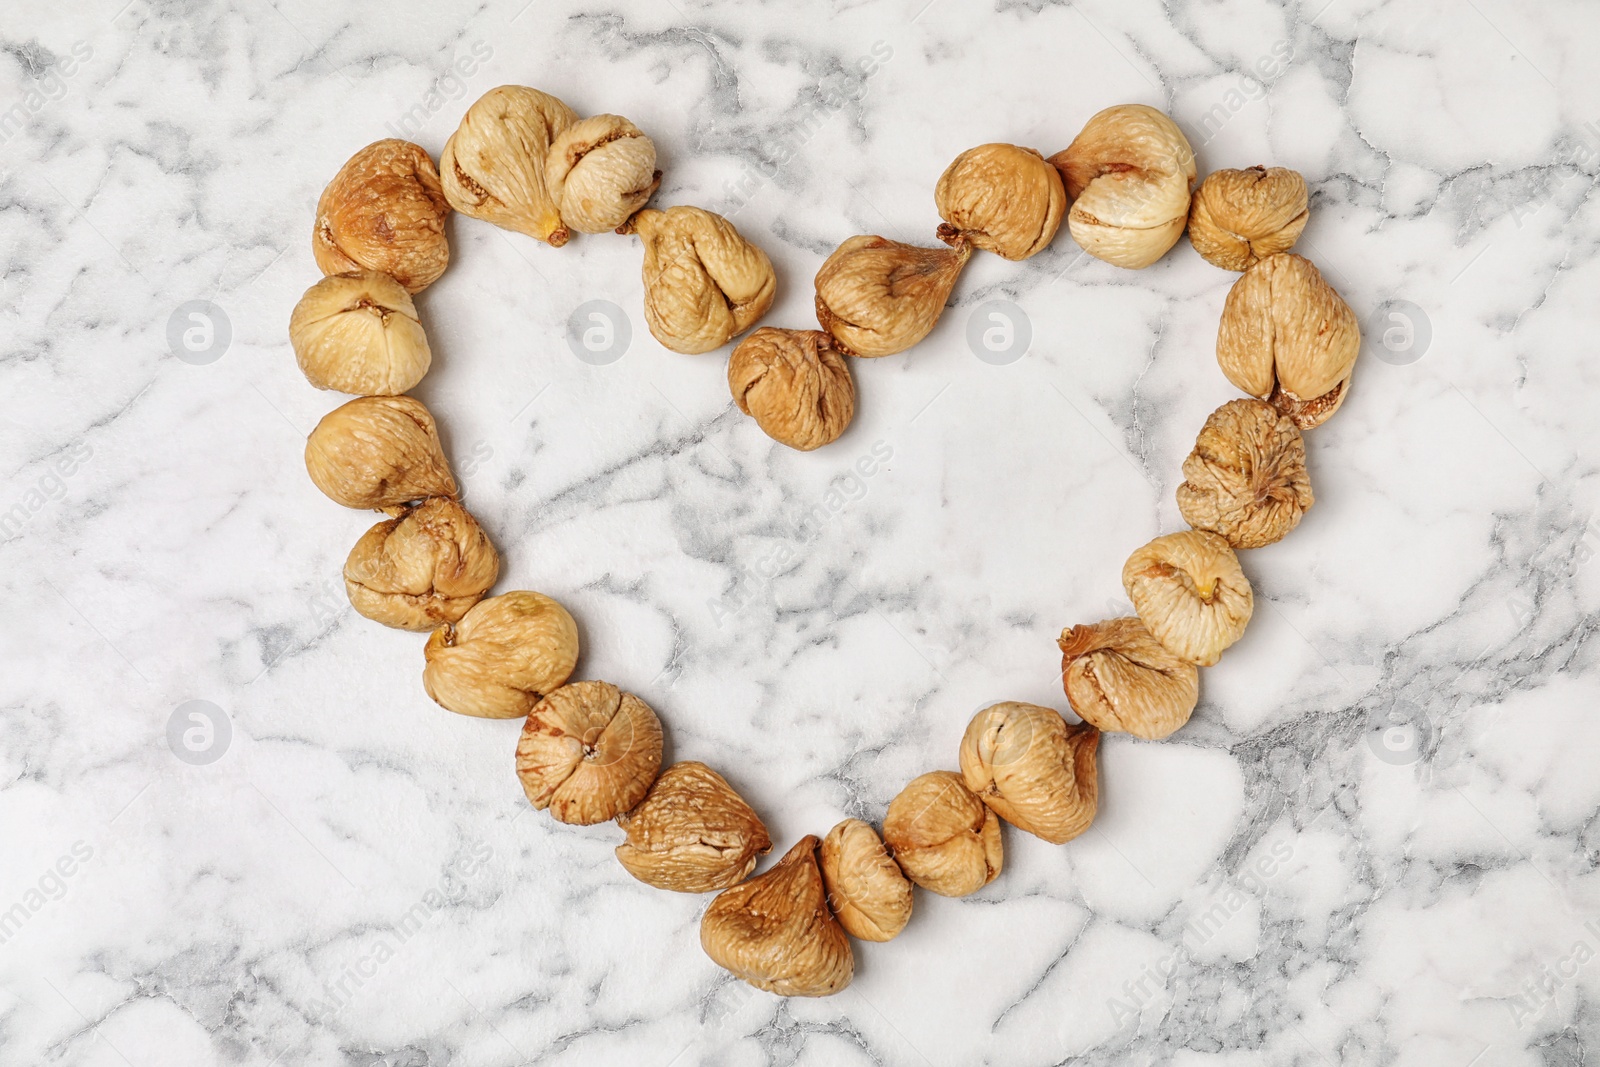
[312,139,451,293]
[623,206,777,354]
[1059,617,1199,740]
[1188,166,1308,272]
[615,761,771,893]
[515,680,663,824]
[958,703,1099,844]
[818,818,913,942]
[343,498,498,632]
[1048,104,1196,269]
[700,836,854,997]
[1122,531,1253,666]
[545,114,660,234]
[934,143,1066,261]
[728,328,855,451]
[424,592,580,719]
[814,235,972,357]
[304,395,457,511]
[1177,399,1313,549]
[439,85,579,246]
[289,271,431,395]
[1216,253,1359,429]
[882,771,1002,897]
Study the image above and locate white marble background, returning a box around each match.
[3,0,1598,1063]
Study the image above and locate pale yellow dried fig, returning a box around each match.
[312,139,450,293]
[1188,166,1308,271]
[814,235,972,357]
[1216,253,1359,429]
[819,818,912,942]
[1059,617,1199,740]
[1048,104,1196,269]
[701,836,854,997]
[515,680,663,824]
[440,85,579,246]
[1122,531,1253,667]
[882,771,1002,897]
[934,143,1066,260]
[289,271,431,395]
[304,395,457,511]
[423,591,579,719]
[545,114,660,234]
[728,328,855,452]
[1177,399,1313,549]
[958,703,1099,844]
[624,206,777,354]
[615,761,771,893]
[343,498,498,632]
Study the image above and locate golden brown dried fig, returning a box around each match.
[343,498,498,632]
[1177,399,1313,549]
[439,85,579,246]
[1059,617,1199,740]
[814,235,972,357]
[515,680,663,824]
[934,143,1066,261]
[700,836,854,997]
[1188,166,1308,271]
[819,818,913,942]
[304,395,457,511]
[312,139,450,293]
[728,328,855,451]
[615,761,772,893]
[958,703,1099,844]
[882,771,1002,897]
[423,592,580,719]
[545,114,660,234]
[1217,253,1359,429]
[624,206,777,354]
[1048,104,1196,269]
[289,271,431,395]
[1122,531,1253,666]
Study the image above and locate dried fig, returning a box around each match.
[545,114,660,234]
[289,271,431,395]
[343,498,498,632]
[814,235,972,357]
[423,591,580,719]
[882,770,1002,897]
[440,85,579,246]
[934,143,1066,260]
[728,328,855,451]
[515,680,664,825]
[700,836,854,997]
[615,761,771,893]
[312,139,450,293]
[1059,617,1199,740]
[1188,166,1308,272]
[624,206,777,354]
[304,395,457,511]
[958,703,1099,844]
[819,818,913,942]
[1177,398,1313,549]
[1122,531,1253,666]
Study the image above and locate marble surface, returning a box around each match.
[4,0,1599,1063]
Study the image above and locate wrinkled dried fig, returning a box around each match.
[289,271,431,395]
[440,85,579,246]
[615,761,771,893]
[1217,253,1359,429]
[1177,399,1313,549]
[515,680,663,824]
[624,206,777,354]
[304,395,457,511]
[882,771,1002,897]
[423,591,579,719]
[819,818,913,942]
[312,139,450,293]
[343,498,498,632]
[934,143,1066,261]
[958,703,1099,844]
[1188,166,1308,272]
[1048,104,1196,269]
[1122,531,1253,666]
[728,328,855,451]
[1059,617,1199,740]
[814,235,972,357]
[701,836,854,997]
[545,114,660,234]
